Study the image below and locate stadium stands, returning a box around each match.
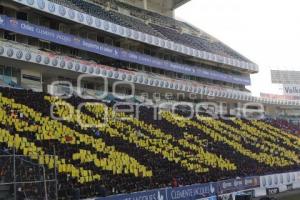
[0,0,299,199]
[49,0,84,12]
[65,0,167,38]
[264,118,300,135]
[48,0,251,62]
[151,24,248,61]
[0,87,299,198]
[0,39,252,99]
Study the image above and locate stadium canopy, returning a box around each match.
[271,70,300,84]
[144,0,191,11]
[172,0,191,9]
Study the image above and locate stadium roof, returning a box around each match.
[172,0,191,9]
[144,0,191,10]
[119,0,190,10]
[271,70,300,84]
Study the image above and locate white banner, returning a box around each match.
[283,84,300,96]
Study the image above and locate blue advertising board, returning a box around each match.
[96,188,167,200]
[166,183,216,200]
[94,176,260,200]
[95,183,216,200]
[0,15,251,85]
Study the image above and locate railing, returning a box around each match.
[0,150,58,200]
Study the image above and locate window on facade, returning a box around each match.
[39,40,50,50]
[4,31,15,41]
[17,12,27,21]
[70,48,79,57]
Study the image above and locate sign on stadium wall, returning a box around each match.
[0,15,250,85]
[217,177,260,194]
[283,84,300,96]
[260,93,300,100]
[95,188,167,200]
[260,172,298,188]
[266,187,279,195]
[95,183,217,200]
[166,182,216,200]
[95,176,261,200]
[91,171,299,200]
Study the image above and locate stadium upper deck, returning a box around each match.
[0,0,299,107]
[9,0,258,72]
[271,70,300,85]
[119,0,191,14]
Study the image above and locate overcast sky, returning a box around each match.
[175,0,300,96]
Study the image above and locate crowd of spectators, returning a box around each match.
[264,118,300,135]
[0,87,299,199]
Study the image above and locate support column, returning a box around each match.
[143,0,148,10]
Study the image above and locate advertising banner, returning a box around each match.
[95,176,261,200]
[266,187,279,195]
[96,183,216,200]
[283,84,300,96]
[217,177,260,194]
[260,92,300,100]
[260,172,298,188]
[166,183,216,200]
[0,15,250,85]
[96,188,167,200]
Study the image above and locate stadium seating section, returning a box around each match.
[264,118,300,136]
[48,0,251,62]
[0,87,299,199]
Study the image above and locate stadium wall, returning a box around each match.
[90,171,300,200]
